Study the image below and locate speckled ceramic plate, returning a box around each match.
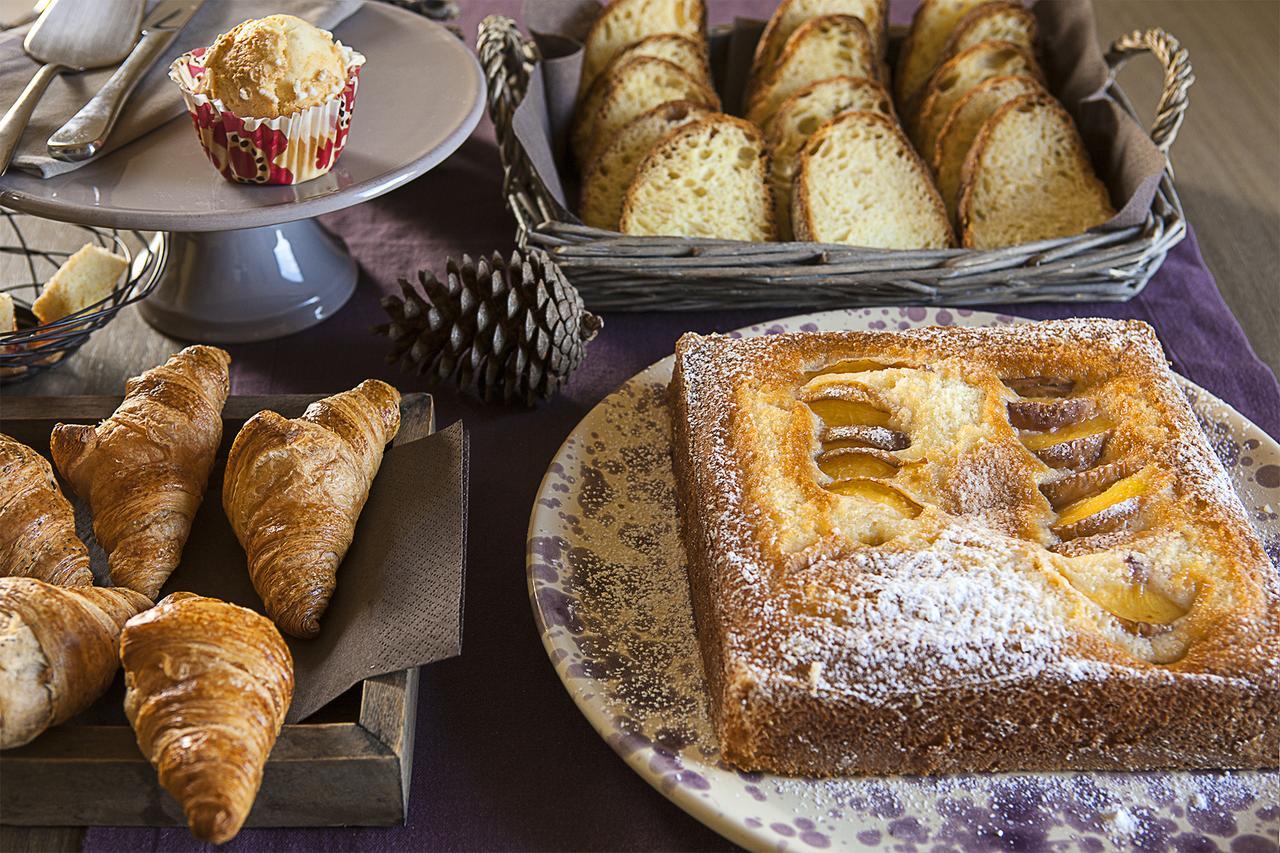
[526,308,1280,852]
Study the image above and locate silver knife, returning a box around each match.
[46,0,205,162]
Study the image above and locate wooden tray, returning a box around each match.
[0,393,435,828]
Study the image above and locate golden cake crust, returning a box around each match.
[670,319,1279,776]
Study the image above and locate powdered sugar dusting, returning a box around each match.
[528,308,1280,849]
[789,525,1069,703]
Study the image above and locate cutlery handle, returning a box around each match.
[47,26,176,162]
[0,62,64,174]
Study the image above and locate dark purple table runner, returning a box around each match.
[86,2,1277,851]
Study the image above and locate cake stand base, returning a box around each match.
[137,219,357,344]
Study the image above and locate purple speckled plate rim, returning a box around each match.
[525,307,1280,851]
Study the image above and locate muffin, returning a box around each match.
[198,15,347,118]
[170,15,365,185]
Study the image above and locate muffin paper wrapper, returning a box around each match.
[169,44,365,185]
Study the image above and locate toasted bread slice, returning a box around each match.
[574,33,712,173]
[750,0,888,95]
[763,76,893,240]
[792,111,954,248]
[942,1,1036,62]
[584,33,712,106]
[912,39,1042,153]
[598,32,712,90]
[620,115,776,241]
[0,291,14,333]
[578,0,707,97]
[894,0,994,111]
[745,15,879,127]
[958,93,1115,249]
[572,56,719,166]
[580,100,714,230]
[931,74,1043,223]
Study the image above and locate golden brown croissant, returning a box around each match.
[121,592,293,845]
[50,346,230,599]
[222,379,400,638]
[1,434,92,586]
[0,577,151,749]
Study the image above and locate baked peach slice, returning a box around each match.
[1060,568,1188,631]
[1021,415,1112,470]
[1041,457,1140,509]
[827,478,922,518]
[807,397,892,428]
[1051,468,1153,540]
[821,425,910,451]
[803,358,913,379]
[817,448,900,480]
[1004,376,1074,398]
[804,384,911,450]
[802,383,895,426]
[1007,397,1098,431]
[1054,558,1182,630]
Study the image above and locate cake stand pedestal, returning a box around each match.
[138,222,358,342]
[0,2,484,343]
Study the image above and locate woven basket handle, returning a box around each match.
[1104,28,1193,155]
[478,14,559,245]
[478,15,537,130]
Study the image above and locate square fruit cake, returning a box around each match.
[670,319,1279,776]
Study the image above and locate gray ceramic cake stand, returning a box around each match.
[0,3,485,342]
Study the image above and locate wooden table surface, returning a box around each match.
[2,2,1277,850]
[1094,0,1280,375]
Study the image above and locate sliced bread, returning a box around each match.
[750,0,888,93]
[599,32,712,88]
[619,115,776,241]
[574,33,711,172]
[572,56,719,166]
[0,291,13,333]
[578,0,707,97]
[911,40,1042,154]
[894,0,993,110]
[792,111,954,248]
[763,76,893,240]
[931,74,1043,223]
[580,100,714,230]
[941,1,1036,62]
[957,93,1115,249]
[745,14,879,127]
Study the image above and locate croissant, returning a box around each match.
[121,592,293,844]
[50,345,230,599]
[223,379,400,638]
[0,577,151,749]
[1,434,92,586]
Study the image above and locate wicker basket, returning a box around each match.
[477,15,1193,311]
[0,211,167,384]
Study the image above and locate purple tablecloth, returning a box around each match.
[85,2,1278,851]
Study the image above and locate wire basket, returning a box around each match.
[0,209,167,384]
[477,16,1193,311]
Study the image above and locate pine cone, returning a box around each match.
[375,249,603,406]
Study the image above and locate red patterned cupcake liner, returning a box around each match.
[170,44,365,185]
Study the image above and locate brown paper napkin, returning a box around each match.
[73,416,468,724]
[0,0,361,178]
[517,0,1166,230]
[286,422,467,722]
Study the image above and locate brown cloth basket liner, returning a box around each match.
[480,0,1192,310]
